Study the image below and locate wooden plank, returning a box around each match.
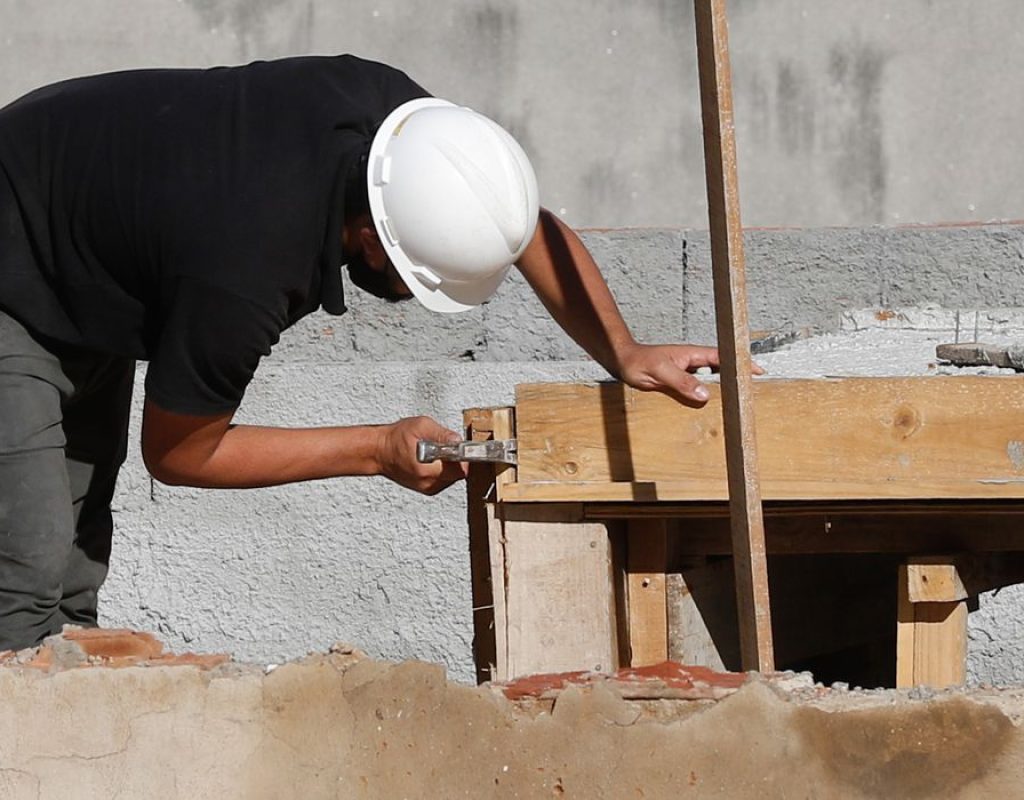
[896,562,968,688]
[487,502,509,681]
[506,506,1024,560]
[896,565,916,688]
[502,479,1024,503]
[694,0,773,673]
[464,407,516,683]
[651,511,1024,557]
[625,519,669,666]
[912,601,968,688]
[585,501,1024,519]
[512,378,1024,501]
[500,504,619,679]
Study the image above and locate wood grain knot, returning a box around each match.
[891,405,922,440]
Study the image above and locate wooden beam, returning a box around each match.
[631,511,1024,557]
[896,560,968,688]
[511,378,1024,502]
[895,567,916,688]
[464,407,516,683]
[625,519,669,666]
[693,0,773,673]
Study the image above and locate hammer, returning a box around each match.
[416,439,518,466]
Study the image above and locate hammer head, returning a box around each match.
[416,439,518,466]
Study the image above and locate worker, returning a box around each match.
[0,54,731,653]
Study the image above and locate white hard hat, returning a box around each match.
[366,98,540,313]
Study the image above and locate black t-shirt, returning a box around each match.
[0,55,428,414]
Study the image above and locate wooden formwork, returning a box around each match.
[466,377,1024,687]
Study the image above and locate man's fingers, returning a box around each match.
[441,461,469,482]
[417,461,468,495]
[441,428,463,444]
[659,374,711,408]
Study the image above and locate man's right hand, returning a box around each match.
[376,416,469,495]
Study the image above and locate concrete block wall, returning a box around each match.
[98,223,1024,685]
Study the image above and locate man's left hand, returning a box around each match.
[617,343,763,407]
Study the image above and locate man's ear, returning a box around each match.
[358,225,388,270]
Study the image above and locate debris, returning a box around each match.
[936,342,1024,371]
[750,326,810,355]
[0,627,230,672]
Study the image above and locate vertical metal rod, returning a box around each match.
[693,0,775,671]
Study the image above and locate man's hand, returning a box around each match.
[376,416,469,495]
[616,343,763,407]
[516,212,763,404]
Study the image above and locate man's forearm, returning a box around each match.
[515,209,638,377]
[145,416,385,489]
[142,400,467,494]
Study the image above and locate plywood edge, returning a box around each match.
[515,375,1024,395]
[499,480,1024,503]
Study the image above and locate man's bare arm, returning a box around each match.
[141,399,467,494]
[516,208,751,407]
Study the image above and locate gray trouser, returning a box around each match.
[0,310,134,651]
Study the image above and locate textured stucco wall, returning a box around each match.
[2,0,1024,229]
[93,224,1024,685]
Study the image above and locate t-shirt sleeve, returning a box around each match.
[144,276,287,415]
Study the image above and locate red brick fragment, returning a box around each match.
[500,671,591,701]
[615,661,747,691]
[63,628,164,660]
[499,660,747,701]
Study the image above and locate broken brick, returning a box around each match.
[499,661,748,702]
[63,628,164,660]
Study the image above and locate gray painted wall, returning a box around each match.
[3,2,1024,684]
[2,0,1023,229]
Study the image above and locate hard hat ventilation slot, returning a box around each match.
[381,217,400,246]
[373,156,392,186]
[410,266,443,289]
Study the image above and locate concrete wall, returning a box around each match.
[2,0,1024,229]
